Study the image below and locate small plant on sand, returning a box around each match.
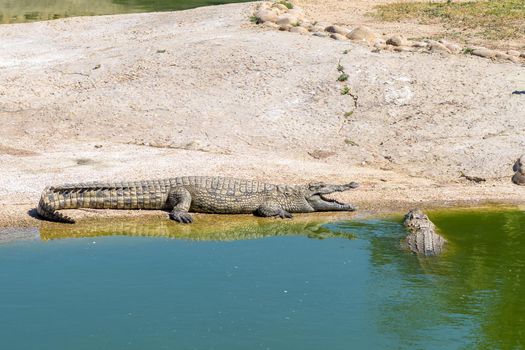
[344,111,354,118]
[342,49,350,54]
[337,63,345,72]
[344,139,359,146]
[278,0,294,9]
[341,86,351,95]
[292,21,301,27]
[462,47,475,55]
[337,72,349,82]
[250,15,262,24]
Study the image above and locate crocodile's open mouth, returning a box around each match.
[307,194,354,211]
[319,194,346,206]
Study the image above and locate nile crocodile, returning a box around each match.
[403,209,446,256]
[37,176,359,224]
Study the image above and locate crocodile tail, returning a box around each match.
[37,187,75,224]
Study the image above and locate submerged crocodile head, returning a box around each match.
[303,182,359,211]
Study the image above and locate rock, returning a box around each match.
[386,35,409,47]
[308,150,336,160]
[299,20,312,28]
[346,26,377,43]
[471,48,496,59]
[412,41,428,48]
[279,24,292,31]
[289,26,309,34]
[324,25,350,36]
[276,14,299,26]
[507,50,520,57]
[272,3,289,12]
[403,209,446,256]
[255,9,279,23]
[521,52,525,58]
[300,23,313,31]
[258,1,273,9]
[427,40,451,54]
[263,21,280,29]
[512,155,525,185]
[394,46,413,52]
[287,8,305,20]
[312,32,328,38]
[330,33,347,41]
[494,51,517,62]
[309,25,326,33]
[373,42,388,50]
[439,40,462,54]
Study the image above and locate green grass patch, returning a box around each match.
[373,0,525,40]
[337,73,349,82]
[250,15,261,24]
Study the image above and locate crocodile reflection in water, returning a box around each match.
[39,214,356,241]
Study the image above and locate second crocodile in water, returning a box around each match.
[37,176,359,224]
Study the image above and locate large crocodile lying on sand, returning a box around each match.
[37,176,359,224]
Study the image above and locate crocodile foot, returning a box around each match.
[169,210,193,224]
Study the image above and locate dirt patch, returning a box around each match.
[0,144,38,156]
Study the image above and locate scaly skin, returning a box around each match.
[37,176,359,224]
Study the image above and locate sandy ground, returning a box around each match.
[295,0,525,50]
[0,2,524,228]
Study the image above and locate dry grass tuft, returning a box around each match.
[374,0,525,40]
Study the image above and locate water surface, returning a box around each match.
[0,0,252,24]
[0,209,524,349]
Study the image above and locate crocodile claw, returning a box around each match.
[278,210,293,219]
[169,210,193,224]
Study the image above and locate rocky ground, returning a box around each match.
[0,1,524,228]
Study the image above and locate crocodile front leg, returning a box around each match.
[254,203,293,219]
[168,187,193,224]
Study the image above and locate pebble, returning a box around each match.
[276,14,299,26]
[263,21,280,29]
[412,41,428,48]
[495,51,517,62]
[287,8,305,20]
[255,9,279,23]
[428,41,451,54]
[471,48,496,59]
[346,26,377,43]
[309,25,326,33]
[279,24,292,31]
[272,3,289,12]
[439,40,462,54]
[324,25,350,36]
[258,1,273,9]
[330,33,347,41]
[394,46,413,52]
[289,26,309,34]
[386,35,409,47]
[312,32,328,38]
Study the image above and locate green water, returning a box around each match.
[0,0,252,24]
[0,209,524,349]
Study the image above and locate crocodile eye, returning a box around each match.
[308,182,325,190]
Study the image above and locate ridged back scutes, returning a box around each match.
[167,176,284,194]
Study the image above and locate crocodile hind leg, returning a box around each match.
[254,203,293,219]
[168,187,193,224]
